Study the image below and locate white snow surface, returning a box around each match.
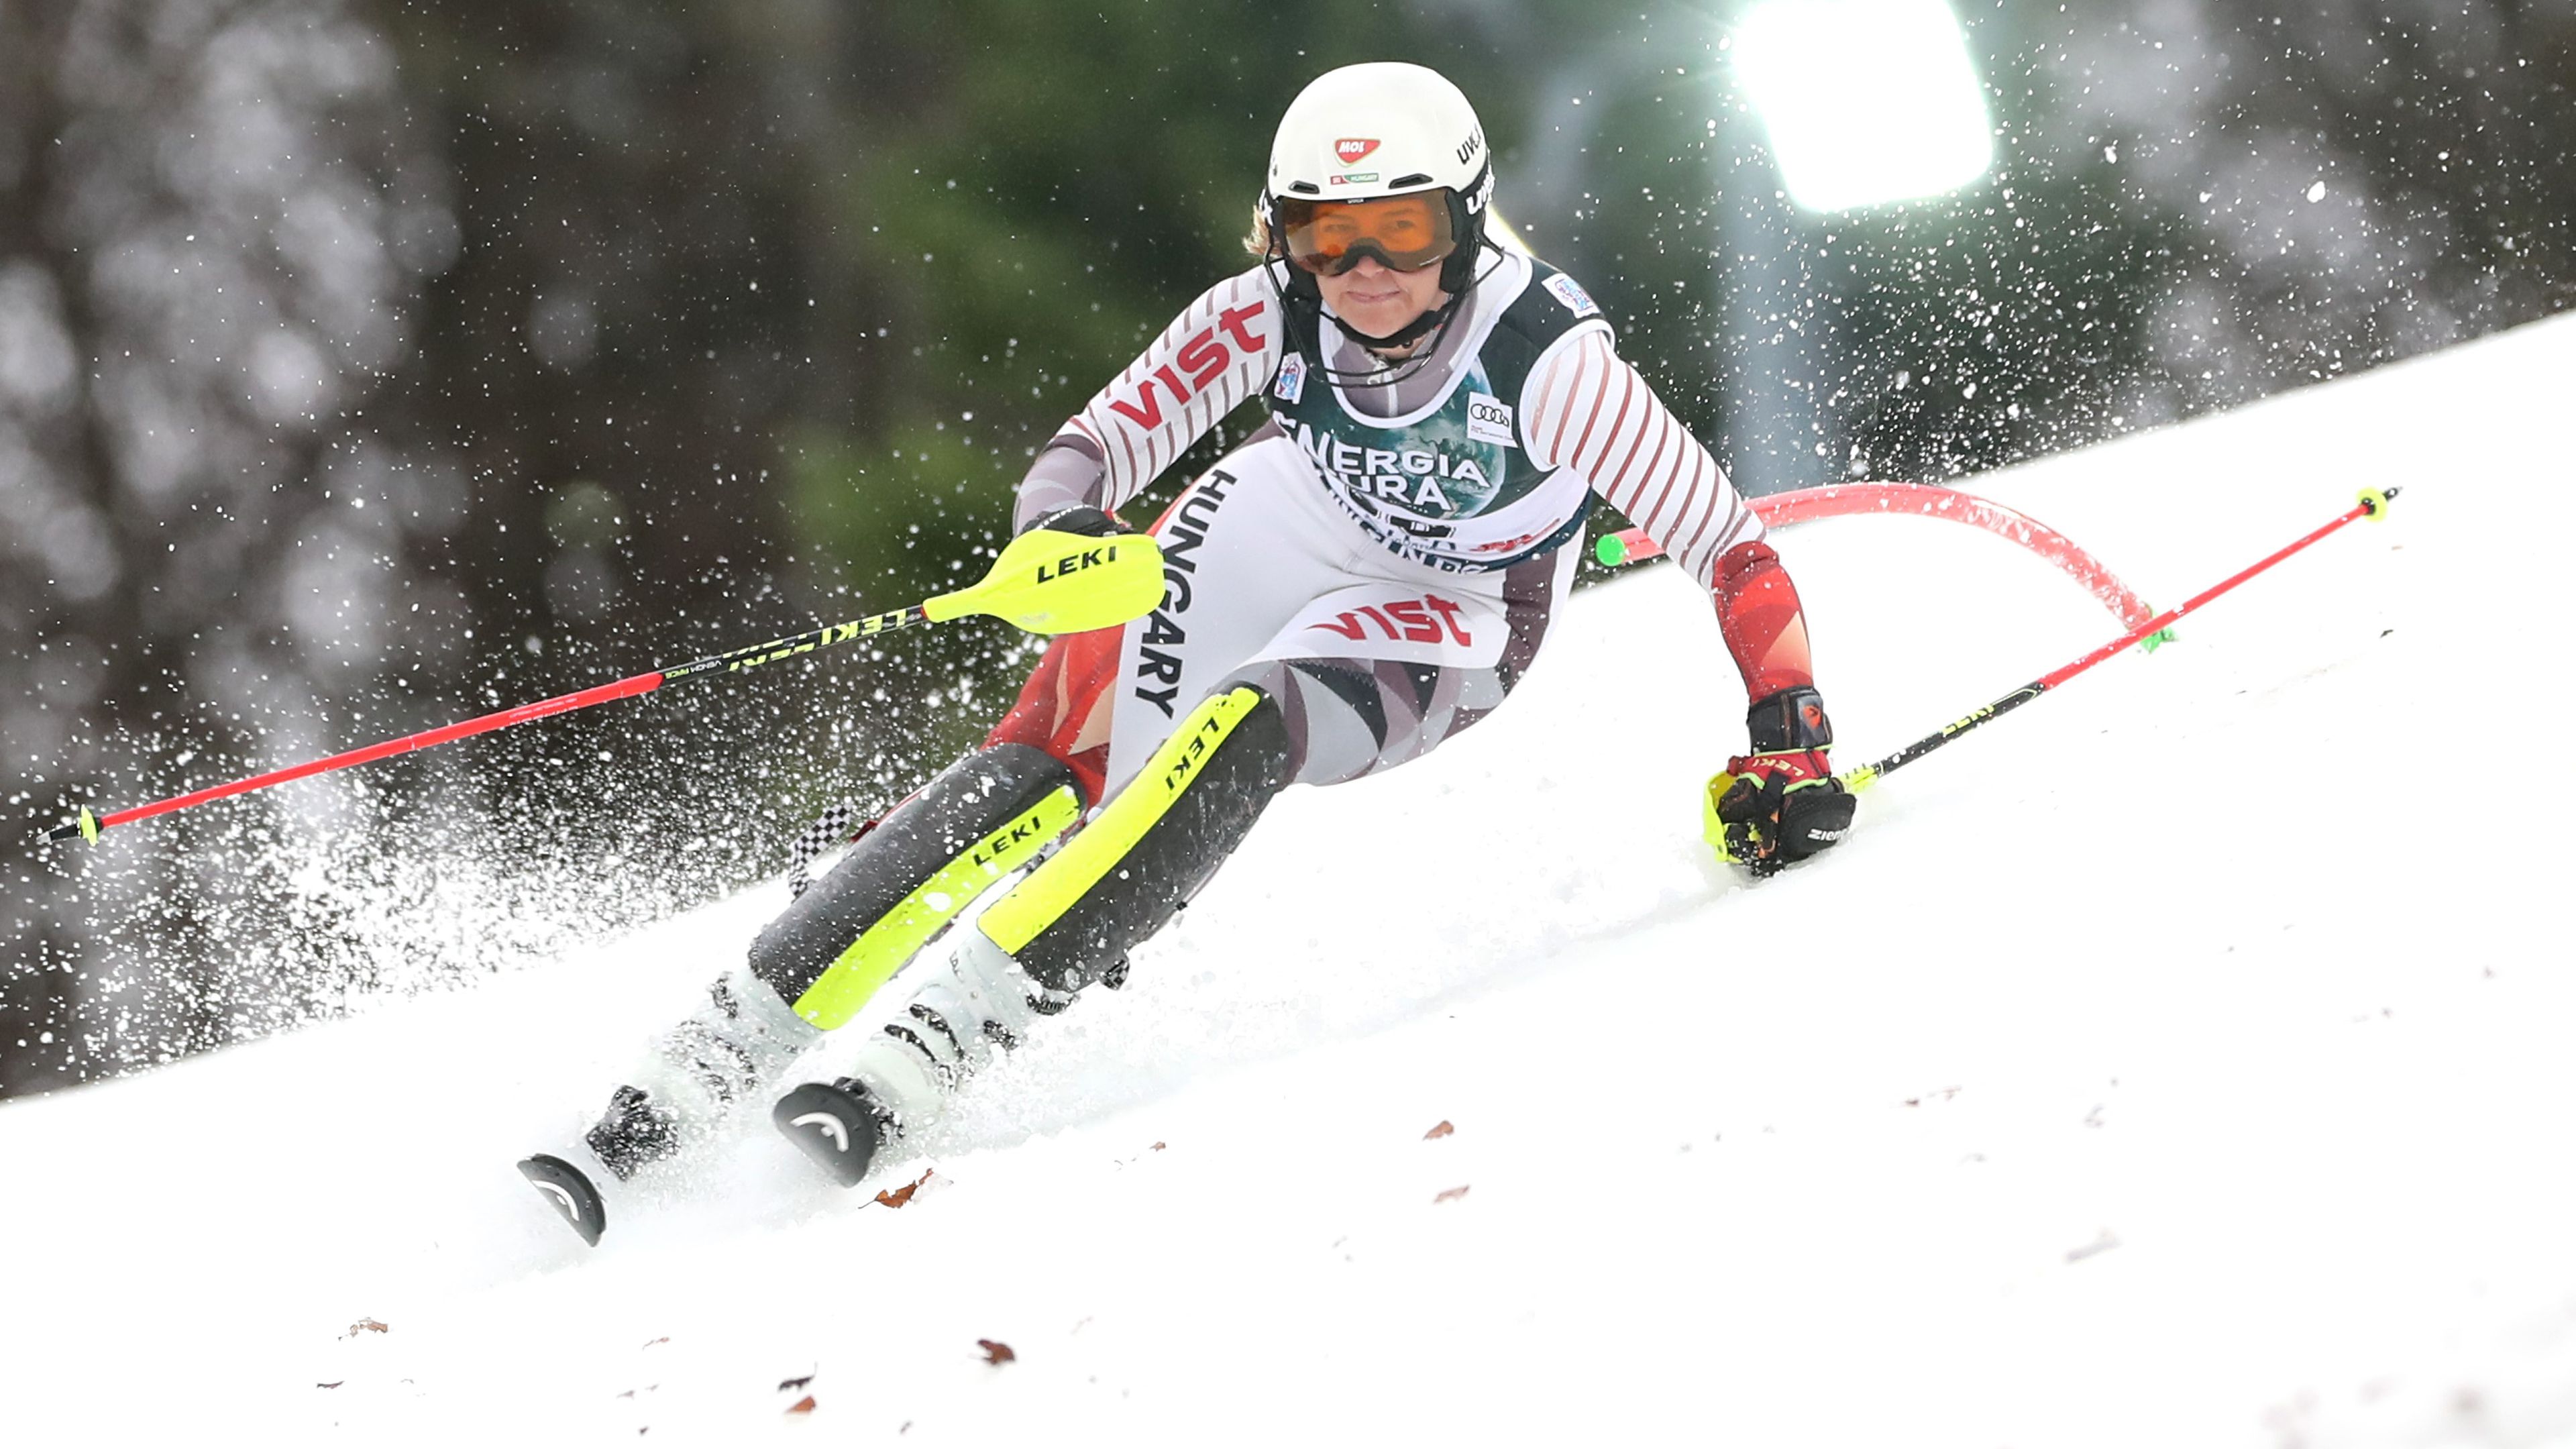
[6,315,2575,1447]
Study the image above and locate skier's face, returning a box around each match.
[1316,252,1449,347]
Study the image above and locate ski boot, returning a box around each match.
[524,743,1089,1242]
[771,685,1295,1187]
[773,926,1081,1185]
[521,963,823,1244]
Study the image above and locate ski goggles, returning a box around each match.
[1277,191,1459,276]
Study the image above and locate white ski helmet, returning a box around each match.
[1263,62,1494,297]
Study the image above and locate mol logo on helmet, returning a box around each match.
[1334,138,1380,165]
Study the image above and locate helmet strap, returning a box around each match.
[1438,164,1491,294]
[1265,197,1325,305]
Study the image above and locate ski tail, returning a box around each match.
[519,1153,609,1246]
[773,1079,892,1187]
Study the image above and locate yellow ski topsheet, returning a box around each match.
[788,784,1084,1030]
[977,687,1263,956]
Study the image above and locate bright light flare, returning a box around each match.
[1732,0,1996,212]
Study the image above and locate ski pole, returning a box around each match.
[36,523,1165,846]
[1838,488,2396,794]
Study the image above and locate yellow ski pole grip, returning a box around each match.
[924,525,1165,635]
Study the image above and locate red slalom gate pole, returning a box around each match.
[1595,482,2162,631]
[1839,488,2397,794]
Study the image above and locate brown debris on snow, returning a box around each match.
[1424,1120,1455,1140]
[1433,1185,1470,1204]
[875,1169,935,1209]
[977,1339,1016,1365]
[784,1395,817,1416]
[346,1318,389,1337]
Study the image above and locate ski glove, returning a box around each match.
[1706,686,1856,876]
[1018,503,1127,540]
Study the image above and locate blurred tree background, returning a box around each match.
[4,0,2569,1096]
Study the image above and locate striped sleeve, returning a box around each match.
[1016,268,1284,524]
[1522,329,1762,590]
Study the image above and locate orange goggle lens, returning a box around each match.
[1279,192,1457,276]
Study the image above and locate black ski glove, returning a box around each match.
[1018,504,1126,539]
[1705,686,1856,876]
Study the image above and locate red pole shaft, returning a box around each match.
[43,598,933,845]
[1848,490,2392,789]
[2032,498,2379,692]
[78,671,665,837]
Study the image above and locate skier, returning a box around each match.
[521,61,1856,1243]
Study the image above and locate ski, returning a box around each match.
[519,1153,610,1246]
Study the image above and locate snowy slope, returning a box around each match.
[5,313,2573,1448]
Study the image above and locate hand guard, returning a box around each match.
[1705,686,1855,876]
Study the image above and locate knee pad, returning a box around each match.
[980,686,1295,993]
[749,742,1082,1025]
